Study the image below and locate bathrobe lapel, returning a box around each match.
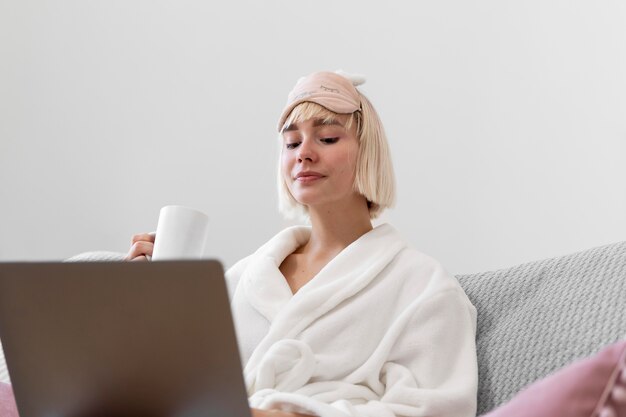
[241,226,311,322]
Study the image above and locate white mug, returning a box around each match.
[151,205,210,261]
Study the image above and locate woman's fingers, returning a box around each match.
[125,240,154,261]
[124,232,157,261]
[131,232,155,245]
[130,255,148,262]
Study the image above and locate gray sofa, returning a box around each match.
[457,240,625,414]
[4,241,625,415]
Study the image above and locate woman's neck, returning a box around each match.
[299,199,374,258]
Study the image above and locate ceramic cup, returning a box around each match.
[151,205,209,261]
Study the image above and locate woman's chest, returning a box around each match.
[279,253,332,294]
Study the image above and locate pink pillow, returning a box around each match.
[483,340,626,417]
[0,382,18,417]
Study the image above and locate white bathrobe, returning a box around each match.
[225,223,478,417]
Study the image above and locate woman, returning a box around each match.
[126,71,478,417]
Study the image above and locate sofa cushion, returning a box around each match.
[481,339,626,417]
[456,240,626,415]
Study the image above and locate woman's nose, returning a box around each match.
[297,139,316,163]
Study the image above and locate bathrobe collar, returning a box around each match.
[240,223,406,323]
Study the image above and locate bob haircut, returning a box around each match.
[277,91,396,221]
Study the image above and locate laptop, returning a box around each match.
[0,260,251,417]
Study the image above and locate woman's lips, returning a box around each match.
[296,174,324,183]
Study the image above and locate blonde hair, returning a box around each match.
[277,93,396,221]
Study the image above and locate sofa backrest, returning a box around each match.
[456,240,626,415]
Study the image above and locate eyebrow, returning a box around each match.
[283,118,344,132]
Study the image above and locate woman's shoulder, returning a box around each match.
[225,254,253,280]
[223,225,311,291]
[223,254,253,299]
[390,245,476,320]
[397,245,447,274]
[383,229,468,298]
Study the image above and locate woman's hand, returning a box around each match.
[124,232,155,261]
[251,408,314,417]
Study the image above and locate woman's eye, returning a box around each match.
[321,137,339,144]
[286,142,300,149]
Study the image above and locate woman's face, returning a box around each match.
[281,115,363,211]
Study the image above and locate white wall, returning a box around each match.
[1,0,625,275]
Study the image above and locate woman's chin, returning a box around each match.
[291,191,324,205]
